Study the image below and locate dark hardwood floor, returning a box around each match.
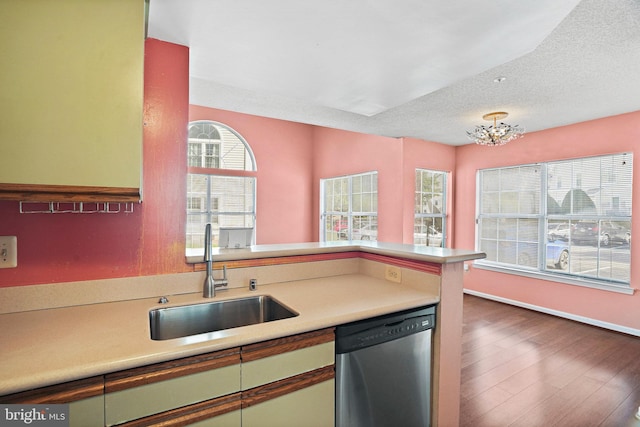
[460,294,640,427]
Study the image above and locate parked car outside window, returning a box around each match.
[571,220,631,246]
[351,223,377,240]
[547,240,569,270]
[333,219,348,233]
[547,222,570,241]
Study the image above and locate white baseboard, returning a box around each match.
[464,289,640,337]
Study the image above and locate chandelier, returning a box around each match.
[467,112,524,146]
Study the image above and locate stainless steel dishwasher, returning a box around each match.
[335,304,436,427]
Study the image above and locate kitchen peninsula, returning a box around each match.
[0,241,484,426]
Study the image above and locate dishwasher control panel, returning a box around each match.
[335,305,436,353]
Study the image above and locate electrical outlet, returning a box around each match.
[385,265,402,283]
[0,236,17,268]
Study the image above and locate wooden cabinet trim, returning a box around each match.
[105,348,240,393]
[241,365,334,409]
[0,183,141,203]
[0,376,104,404]
[241,328,334,363]
[118,392,242,427]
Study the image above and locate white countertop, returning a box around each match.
[186,240,484,264]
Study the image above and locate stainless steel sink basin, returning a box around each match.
[149,295,298,340]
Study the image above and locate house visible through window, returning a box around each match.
[320,172,378,242]
[415,169,448,247]
[476,153,632,290]
[186,121,256,254]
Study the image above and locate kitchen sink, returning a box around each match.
[149,295,298,340]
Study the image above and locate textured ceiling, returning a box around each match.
[148,0,640,146]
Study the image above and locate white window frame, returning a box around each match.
[475,153,633,294]
[414,168,448,247]
[188,122,222,168]
[320,172,378,242]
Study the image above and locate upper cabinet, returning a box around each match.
[0,0,145,202]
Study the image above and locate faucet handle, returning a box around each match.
[214,264,229,289]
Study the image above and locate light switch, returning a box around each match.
[0,236,17,268]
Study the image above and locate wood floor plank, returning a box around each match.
[464,381,561,427]
[460,384,513,426]
[600,389,640,426]
[509,375,604,427]
[460,295,640,427]
[555,381,637,427]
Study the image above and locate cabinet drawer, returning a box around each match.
[105,349,240,426]
[242,367,334,427]
[241,328,334,390]
[117,392,242,427]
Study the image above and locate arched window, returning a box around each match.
[186,121,257,254]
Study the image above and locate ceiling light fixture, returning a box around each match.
[466,112,524,146]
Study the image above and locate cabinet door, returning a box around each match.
[105,348,240,426]
[0,376,104,427]
[241,328,334,390]
[242,367,335,427]
[118,392,242,427]
[241,329,335,427]
[0,0,144,202]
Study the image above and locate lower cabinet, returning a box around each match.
[0,376,105,427]
[241,328,335,427]
[0,328,335,427]
[104,348,242,426]
[242,367,335,427]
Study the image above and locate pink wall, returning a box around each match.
[455,111,640,330]
[188,106,315,244]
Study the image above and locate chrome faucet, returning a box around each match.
[203,223,228,298]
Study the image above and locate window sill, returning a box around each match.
[473,261,635,295]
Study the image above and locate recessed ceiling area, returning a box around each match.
[148,0,640,145]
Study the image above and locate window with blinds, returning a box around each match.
[477,153,632,290]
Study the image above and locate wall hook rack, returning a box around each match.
[19,201,135,214]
